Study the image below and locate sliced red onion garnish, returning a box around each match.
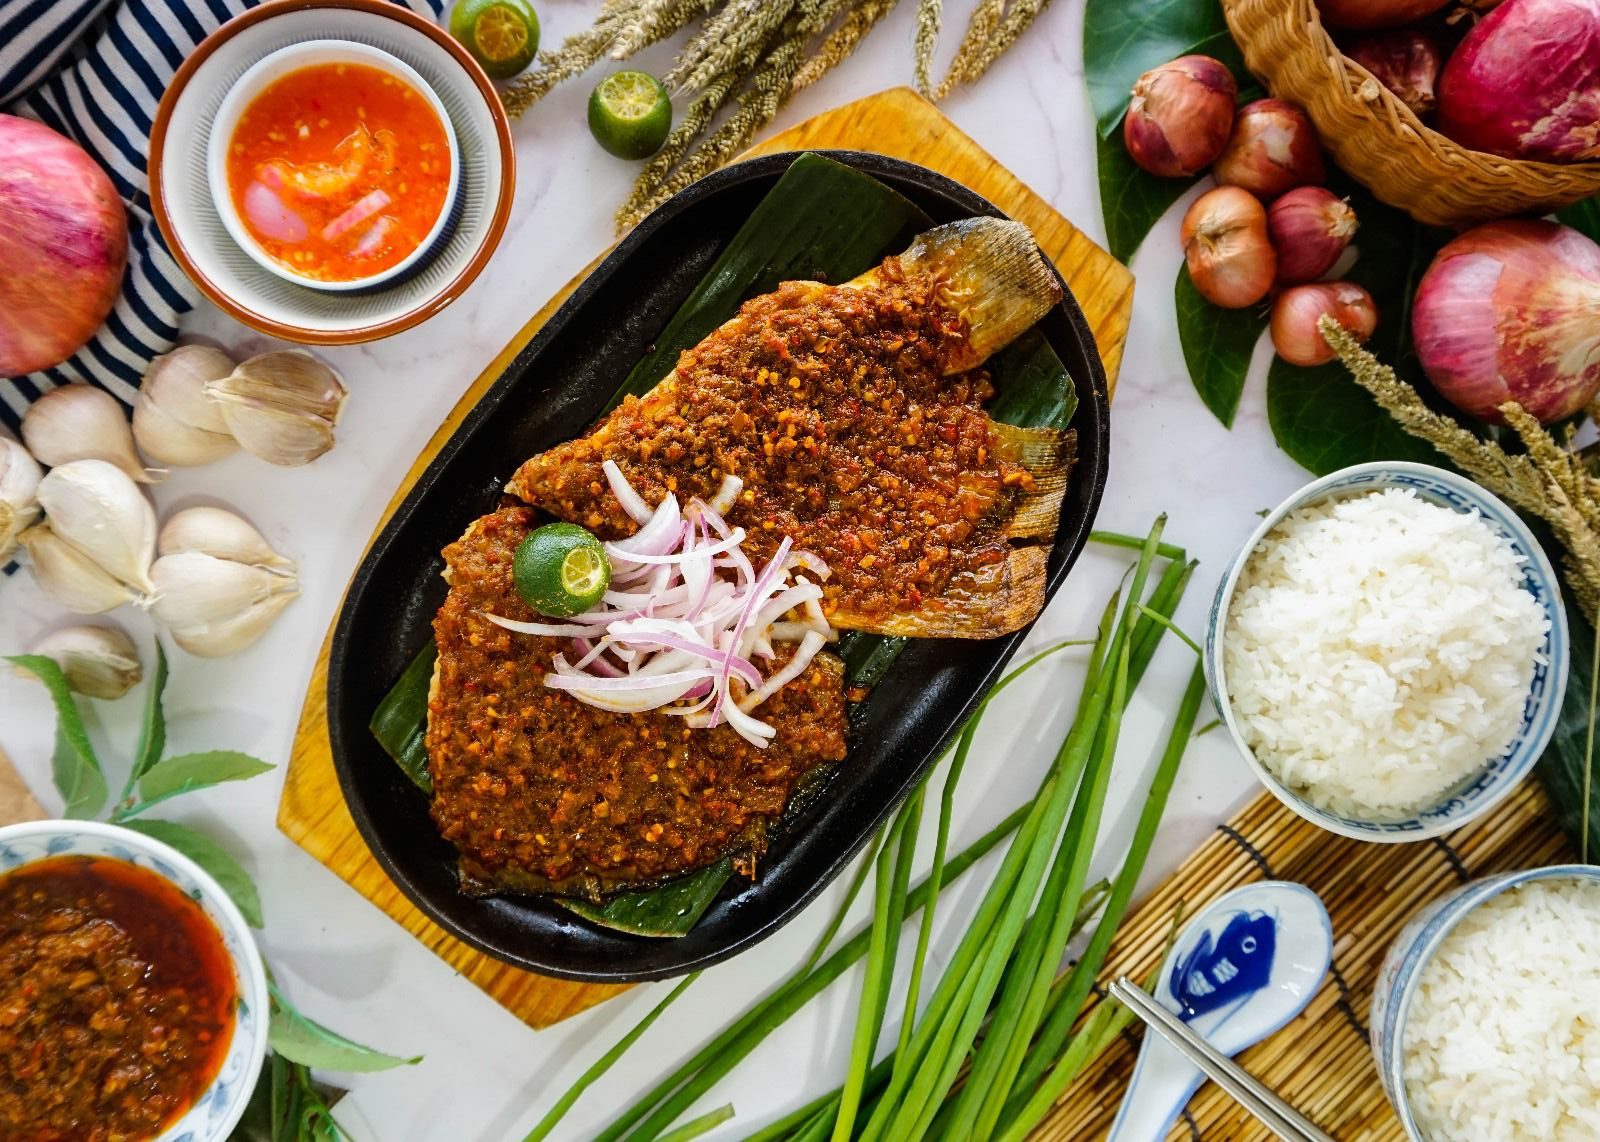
[352,215,392,256]
[321,188,392,242]
[492,476,834,740]
[243,180,308,242]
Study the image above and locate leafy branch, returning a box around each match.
[7,638,419,1140]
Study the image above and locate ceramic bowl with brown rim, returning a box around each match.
[150,0,514,344]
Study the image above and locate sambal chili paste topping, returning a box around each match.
[427,505,849,898]
[0,855,237,1142]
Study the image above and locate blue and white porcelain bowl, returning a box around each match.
[0,819,269,1142]
[1370,864,1600,1139]
[1204,461,1569,843]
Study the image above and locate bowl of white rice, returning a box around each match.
[1206,461,1567,841]
[1372,865,1600,1141]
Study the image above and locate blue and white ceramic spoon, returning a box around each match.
[1105,880,1332,1142]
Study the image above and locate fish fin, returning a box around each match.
[828,545,1050,638]
[851,218,1063,374]
[990,423,1076,541]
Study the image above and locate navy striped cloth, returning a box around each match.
[0,0,445,436]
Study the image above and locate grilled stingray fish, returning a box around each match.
[507,218,1075,638]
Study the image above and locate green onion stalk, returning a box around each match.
[520,520,1205,1142]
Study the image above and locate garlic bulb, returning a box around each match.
[158,505,293,568]
[133,345,239,466]
[0,436,43,562]
[21,384,161,483]
[29,624,142,699]
[205,350,346,467]
[148,550,299,657]
[35,459,157,594]
[19,523,139,613]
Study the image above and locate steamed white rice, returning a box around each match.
[1403,877,1600,1141]
[1224,487,1547,819]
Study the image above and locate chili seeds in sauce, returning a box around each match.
[225,61,452,282]
[0,856,237,1141]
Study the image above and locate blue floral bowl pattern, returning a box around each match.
[1204,461,1569,842]
[1370,864,1600,1139]
[0,820,269,1141]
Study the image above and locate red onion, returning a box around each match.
[1345,28,1444,116]
[243,180,309,242]
[1317,0,1450,29]
[0,115,128,375]
[321,189,392,242]
[1413,219,1600,424]
[1267,187,1359,284]
[1213,100,1326,201]
[1181,186,1277,308]
[1437,0,1600,161]
[1270,282,1378,366]
[1123,55,1238,178]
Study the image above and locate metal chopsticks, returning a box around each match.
[1108,976,1338,1142]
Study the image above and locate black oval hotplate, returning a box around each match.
[326,151,1111,982]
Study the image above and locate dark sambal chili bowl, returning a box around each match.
[326,150,1111,982]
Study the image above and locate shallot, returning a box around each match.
[1213,100,1326,201]
[1181,187,1277,308]
[1267,188,1358,284]
[1270,282,1378,366]
[1346,28,1443,116]
[1413,219,1600,424]
[486,463,836,749]
[1437,0,1600,162]
[1123,55,1238,178]
[1316,0,1450,29]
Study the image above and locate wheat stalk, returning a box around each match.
[793,0,899,93]
[951,0,1050,89]
[668,0,797,93]
[934,0,1003,99]
[913,0,942,98]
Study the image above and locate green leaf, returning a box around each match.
[1082,0,1246,137]
[268,980,421,1073]
[1558,198,1600,243]
[6,654,106,819]
[1266,175,1455,474]
[132,640,168,782]
[560,857,735,936]
[124,750,274,814]
[370,641,437,795]
[119,818,265,927]
[1096,128,1199,264]
[1536,595,1600,862]
[986,328,1079,430]
[1175,265,1267,427]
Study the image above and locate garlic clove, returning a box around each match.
[0,437,43,562]
[21,384,163,484]
[148,551,299,657]
[158,505,294,570]
[35,459,158,595]
[28,624,142,699]
[169,590,297,658]
[205,350,346,467]
[133,346,240,466]
[19,523,140,613]
[211,394,337,467]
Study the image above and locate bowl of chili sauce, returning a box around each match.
[207,39,462,293]
[0,820,269,1141]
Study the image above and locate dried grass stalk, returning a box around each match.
[913,0,942,98]
[610,0,720,59]
[616,69,746,226]
[934,0,1002,99]
[793,0,899,94]
[669,0,797,93]
[1321,316,1600,625]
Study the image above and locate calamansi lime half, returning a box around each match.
[513,523,611,618]
[588,71,672,160]
[450,0,540,80]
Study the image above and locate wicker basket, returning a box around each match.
[1220,0,1600,227]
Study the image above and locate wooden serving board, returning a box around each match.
[276,87,1136,1030]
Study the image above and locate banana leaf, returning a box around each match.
[370,153,1081,937]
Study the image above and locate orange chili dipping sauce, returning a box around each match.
[0,855,238,1142]
[226,61,452,283]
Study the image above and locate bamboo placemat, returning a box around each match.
[1034,780,1573,1141]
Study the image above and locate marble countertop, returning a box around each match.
[0,0,1318,1136]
